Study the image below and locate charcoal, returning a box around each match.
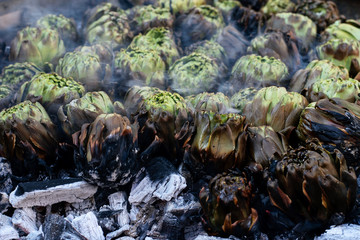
[108,192,130,227]
[105,224,131,240]
[71,212,104,240]
[0,213,20,240]
[0,157,13,194]
[9,178,97,208]
[0,192,10,214]
[26,230,44,240]
[42,214,86,240]
[12,207,37,234]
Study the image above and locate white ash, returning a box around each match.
[71,211,104,240]
[0,213,20,240]
[129,168,187,205]
[65,197,96,217]
[0,192,10,214]
[105,224,131,240]
[115,237,135,240]
[12,207,37,234]
[108,191,130,227]
[25,229,43,240]
[9,179,97,208]
[315,224,360,240]
[194,236,242,240]
[0,157,13,194]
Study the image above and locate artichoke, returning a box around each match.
[266,13,317,52]
[73,113,137,187]
[74,43,114,65]
[230,54,289,90]
[36,14,78,46]
[114,47,166,90]
[185,40,227,66]
[129,27,180,68]
[199,171,258,236]
[248,31,301,73]
[216,25,249,65]
[156,0,207,15]
[169,53,224,96]
[190,111,246,172]
[294,0,341,33]
[267,141,357,222]
[57,91,117,137]
[187,92,230,113]
[297,98,360,168]
[321,19,360,42]
[243,86,308,132]
[127,5,174,34]
[0,85,14,111]
[214,0,242,17]
[289,60,349,93]
[84,3,133,49]
[261,0,295,17]
[16,73,85,115]
[0,101,58,177]
[230,6,265,40]
[316,38,360,77]
[9,27,66,69]
[305,78,360,103]
[56,51,112,91]
[230,87,258,114]
[175,5,225,48]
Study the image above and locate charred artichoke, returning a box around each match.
[230,6,265,40]
[230,87,258,114]
[74,43,114,65]
[157,0,207,15]
[261,0,295,17]
[187,92,230,113]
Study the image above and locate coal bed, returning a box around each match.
[2,0,360,239]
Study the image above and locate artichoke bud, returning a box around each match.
[0,62,41,90]
[127,5,174,34]
[36,14,78,46]
[0,85,14,111]
[114,47,166,89]
[75,43,114,65]
[316,38,360,77]
[169,53,224,96]
[9,27,66,69]
[243,86,308,132]
[322,19,360,42]
[230,54,289,90]
[261,0,295,17]
[305,78,360,103]
[289,60,349,93]
[58,91,116,137]
[185,40,228,66]
[188,92,231,113]
[175,5,225,48]
[267,141,357,222]
[73,113,137,187]
[230,87,258,114]
[56,51,112,91]
[17,73,85,115]
[129,27,179,67]
[214,0,242,16]
[230,6,265,40]
[191,111,246,173]
[84,3,133,49]
[199,171,258,236]
[266,13,317,52]
[295,0,341,33]
[156,0,207,15]
[0,101,58,177]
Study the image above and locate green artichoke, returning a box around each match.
[266,13,317,52]
[214,0,242,16]
[114,47,166,89]
[157,0,207,15]
[0,62,41,91]
[230,54,289,90]
[289,60,349,93]
[190,111,246,172]
[175,5,225,48]
[127,5,174,34]
[73,113,137,187]
[316,38,360,77]
[0,85,14,111]
[267,141,357,222]
[84,3,133,49]
[9,27,66,69]
[0,101,58,177]
[230,87,258,114]
[75,43,114,65]
[261,0,295,17]
[322,19,360,43]
[129,27,180,67]
[199,171,258,236]
[169,53,224,96]
[57,91,117,137]
[187,92,230,113]
[248,31,301,73]
[297,98,360,167]
[305,78,360,103]
[185,40,227,66]
[17,73,85,115]
[243,86,308,132]
[36,14,78,46]
[56,51,112,91]
[294,0,341,33]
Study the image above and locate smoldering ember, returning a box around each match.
[2,0,360,239]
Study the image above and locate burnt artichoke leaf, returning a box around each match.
[230,6,265,40]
